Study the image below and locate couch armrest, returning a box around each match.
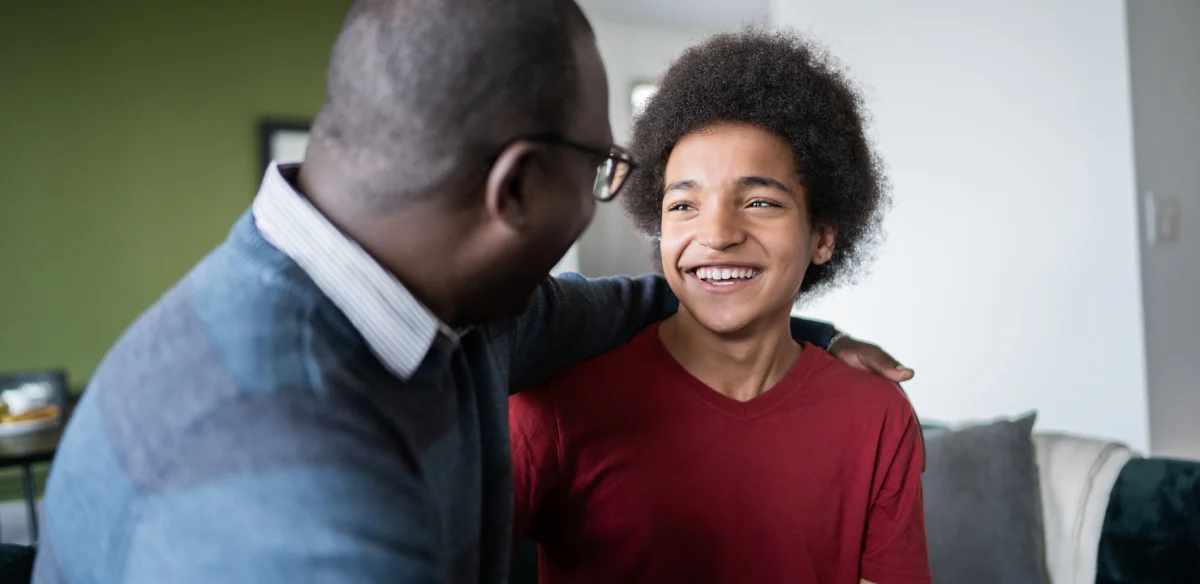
[1033,433,1135,584]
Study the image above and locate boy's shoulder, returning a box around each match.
[803,346,914,417]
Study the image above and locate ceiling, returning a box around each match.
[577,0,770,31]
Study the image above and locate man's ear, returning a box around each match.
[484,141,539,231]
[811,225,837,265]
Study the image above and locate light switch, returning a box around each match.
[1145,191,1181,247]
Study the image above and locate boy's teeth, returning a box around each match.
[695,267,758,281]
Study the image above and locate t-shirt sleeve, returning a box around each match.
[509,386,562,543]
[860,405,933,584]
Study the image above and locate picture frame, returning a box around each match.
[258,118,311,172]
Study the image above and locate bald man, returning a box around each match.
[34,1,912,583]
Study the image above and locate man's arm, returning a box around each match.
[791,317,839,350]
[119,398,447,584]
[123,464,444,584]
[507,273,837,390]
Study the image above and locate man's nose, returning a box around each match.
[697,204,746,251]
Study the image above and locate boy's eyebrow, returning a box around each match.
[664,179,698,193]
[738,175,792,193]
[664,176,794,194]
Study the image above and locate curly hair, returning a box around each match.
[622,28,889,297]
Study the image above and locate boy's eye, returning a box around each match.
[748,200,778,208]
[667,203,694,212]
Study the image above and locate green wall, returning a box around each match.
[0,0,352,386]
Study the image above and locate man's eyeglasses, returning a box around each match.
[521,135,638,202]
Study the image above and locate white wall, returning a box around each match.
[574,17,716,277]
[772,0,1150,450]
[1127,0,1200,460]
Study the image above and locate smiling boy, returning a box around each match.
[509,29,931,584]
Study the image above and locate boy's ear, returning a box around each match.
[811,225,836,265]
[484,140,539,231]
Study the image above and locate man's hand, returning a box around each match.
[828,336,914,383]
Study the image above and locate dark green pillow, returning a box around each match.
[1097,457,1200,583]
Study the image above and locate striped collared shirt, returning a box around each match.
[252,162,454,379]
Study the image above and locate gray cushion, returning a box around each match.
[922,413,1050,584]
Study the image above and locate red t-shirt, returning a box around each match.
[509,324,930,584]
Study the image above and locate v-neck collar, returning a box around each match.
[644,322,820,419]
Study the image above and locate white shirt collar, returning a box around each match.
[251,162,453,379]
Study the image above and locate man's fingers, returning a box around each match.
[830,338,915,382]
[866,347,914,382]
[885,367,915,383]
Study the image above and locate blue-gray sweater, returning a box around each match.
[34,212,834,583]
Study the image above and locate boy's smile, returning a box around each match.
[685,264,763,291]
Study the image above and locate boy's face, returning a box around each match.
[660,123,834,334]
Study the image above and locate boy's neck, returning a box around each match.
[658,308,802,402]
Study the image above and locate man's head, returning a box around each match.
[299,0,612,325]
[624,29,888,334]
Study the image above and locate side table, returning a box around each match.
[0,423,64,543]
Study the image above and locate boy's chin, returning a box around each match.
[680,297,795,338]
[690,310,766,337]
